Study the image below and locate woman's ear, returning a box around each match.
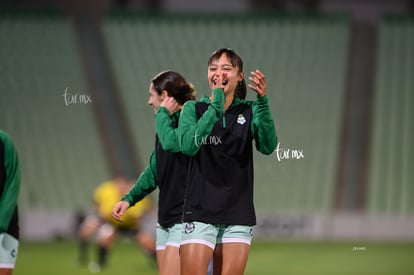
[161,90,168,100]
[239,71,245,82]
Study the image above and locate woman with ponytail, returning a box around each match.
[178,48,277,275]
[112,70,195,275]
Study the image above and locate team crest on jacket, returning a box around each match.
[184,222,195,234]
[237,114,246,125]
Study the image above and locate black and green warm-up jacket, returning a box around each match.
[122,109,189,228]
[178,88,277,226]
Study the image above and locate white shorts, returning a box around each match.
[181,222,253,250]
[156,223,182,251]
[0,233,19,269]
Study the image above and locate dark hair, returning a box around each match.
[208,48,247,99]
[151,70,196,105]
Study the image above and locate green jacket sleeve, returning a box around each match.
[251,95,277,155]
[0,131,21,233]
[155,107,181,153]
[178,88,225,156]
[121,151,157,206]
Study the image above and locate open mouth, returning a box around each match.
[213,79,229,86]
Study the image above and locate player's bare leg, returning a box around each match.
[95,224,117,269]
[159,246,180,275]
[79,216,101,239]
[213,243,250,275]
[136,231,156,258]
[180,243,213,275]
[78,216,101,265]
[156,249,165,272]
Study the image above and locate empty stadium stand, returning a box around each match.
[0,13,109,211]
[367,16,414,215]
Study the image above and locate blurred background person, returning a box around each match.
[78,175,156,273]
[0,130,21,275]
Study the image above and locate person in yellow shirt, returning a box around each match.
[78,176,156,272]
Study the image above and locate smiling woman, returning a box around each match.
[178,48,277,275]
[208,48,247,101]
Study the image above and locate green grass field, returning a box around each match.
[14,240,414,275]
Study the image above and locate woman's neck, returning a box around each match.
[224,92,234,111]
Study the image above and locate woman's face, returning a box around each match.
[208,53,243,95]
[147,83,164,113]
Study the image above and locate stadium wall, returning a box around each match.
[20,210,414,241]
